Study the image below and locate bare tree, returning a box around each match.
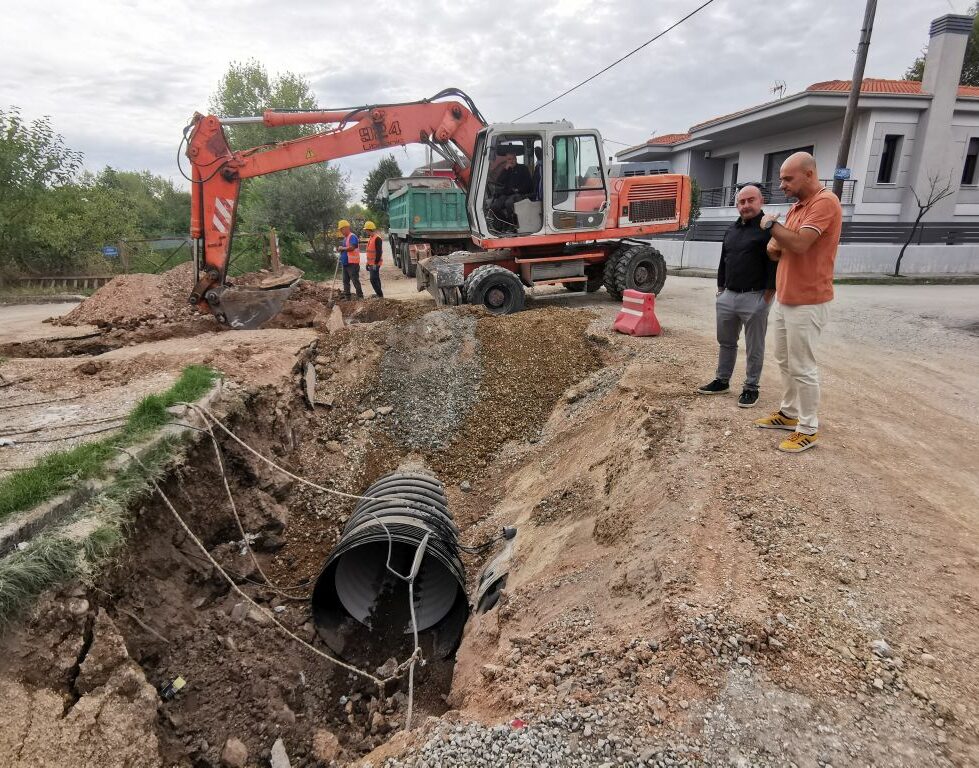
[895,172,955,277]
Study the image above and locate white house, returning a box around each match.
[616,14,979,223]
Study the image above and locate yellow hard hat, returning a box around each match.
[338,219,351,229]
[364,221,377,231]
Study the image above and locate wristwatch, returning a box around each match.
[761,219,775,231]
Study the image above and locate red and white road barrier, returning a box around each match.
[613,289,662,336]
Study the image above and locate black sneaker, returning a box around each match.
[737,389,759,408]
[697,379,730,395]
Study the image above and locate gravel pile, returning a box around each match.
[382,719,702,768]
[379,309,482,451]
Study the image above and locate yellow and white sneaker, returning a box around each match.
[778,431,818,453]
[753,411,799,430]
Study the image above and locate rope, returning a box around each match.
[178,402,372,502]
[8,423,126,445]
[179,402,427,720]
[117,446,390,691]
[0,414,126,438]
[0,394,82,411]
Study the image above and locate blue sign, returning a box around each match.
[833,167,851,180]
[101,245,119,258]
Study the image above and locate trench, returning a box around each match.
[0,302,603,766]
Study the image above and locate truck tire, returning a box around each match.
[603,250,624,301]
[390,236,400,269]
[464,265,526,315]
[612,244,667,296]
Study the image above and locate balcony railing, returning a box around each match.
[699,179,857,207]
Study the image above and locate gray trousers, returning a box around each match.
[715,289,772,390]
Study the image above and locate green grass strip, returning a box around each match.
[0,364,216,524]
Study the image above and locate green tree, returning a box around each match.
[95,167,190,237]
[25,183,139,274]
[241,163,350,264]
[0,108,83,271]
[208,60,317,149]
[905,5,979,84]
[362,154,403,227]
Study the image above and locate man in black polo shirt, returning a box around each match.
[697,184,776,407]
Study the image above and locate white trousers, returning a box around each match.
[772,301,830,435]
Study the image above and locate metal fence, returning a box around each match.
[117,234,272,277]
[698,179,857,208]
[655,219,979,245]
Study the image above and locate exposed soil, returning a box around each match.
[2,273,978,767]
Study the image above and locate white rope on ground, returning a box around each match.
[0,414,127,438]
[11,423,126,445]
[117,446,390,691]
[179,402,371,502]
[201,417,292,595]
[0,394,82,411]
[175,402,428,723]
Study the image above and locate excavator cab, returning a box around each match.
[467,123,610,241]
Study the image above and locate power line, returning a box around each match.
[513,0,718,121]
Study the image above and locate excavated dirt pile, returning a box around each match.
[57,262,198,328]
[55,262,350,333]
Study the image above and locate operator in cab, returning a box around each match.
[489,150,532,230]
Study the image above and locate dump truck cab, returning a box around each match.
[467,122,611,245]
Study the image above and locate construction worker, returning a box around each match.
[363,221,384,298]
[338,219,363,299]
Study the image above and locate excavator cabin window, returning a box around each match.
[484,135,543,236]
[551,135,605,215]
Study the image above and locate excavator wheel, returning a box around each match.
[463,264,526,315]
[612,244,667,296]
[603,249,624,301]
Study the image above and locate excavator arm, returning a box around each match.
[185,91,485,327]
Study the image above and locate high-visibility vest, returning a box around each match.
[365,234,382,267]
[344,233,360,266]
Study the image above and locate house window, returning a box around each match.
[763,146,815,185]
[877,134,903,184]
[962,137,979,186]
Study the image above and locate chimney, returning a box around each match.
[901,14,974,221]
[921,14,973,96]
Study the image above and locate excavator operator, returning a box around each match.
[489,150,532,231]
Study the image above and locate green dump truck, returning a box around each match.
[382,177,472,277]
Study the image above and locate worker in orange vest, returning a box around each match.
[338,219,363,299]
[363,221,384,298]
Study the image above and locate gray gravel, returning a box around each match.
[379,310,481,451]
[381,717,701,768]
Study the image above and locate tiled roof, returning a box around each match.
[646,132,692,145]
[806,77,979,97]
[646,78,979,148]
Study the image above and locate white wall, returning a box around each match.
[648,238,979,275]
[708,120,844,185]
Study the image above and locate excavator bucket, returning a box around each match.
[209,284,296,330]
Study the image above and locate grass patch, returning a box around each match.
[0,429,188,625]
[0,365,216,524]
[0,536,80,623]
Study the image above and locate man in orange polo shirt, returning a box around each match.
[753,152,842,453]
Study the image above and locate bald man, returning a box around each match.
[753,152,842,453]
[697,184,776,407]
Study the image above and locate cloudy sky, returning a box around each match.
[0,0,973,197]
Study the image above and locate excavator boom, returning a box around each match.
[185,91,486,327]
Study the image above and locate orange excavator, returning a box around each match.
[184,88,690,328]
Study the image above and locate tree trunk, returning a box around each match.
[895,211,926,277]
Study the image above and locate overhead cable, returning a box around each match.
[513,0,718,121]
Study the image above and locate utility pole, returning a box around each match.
[833,0,877,200]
